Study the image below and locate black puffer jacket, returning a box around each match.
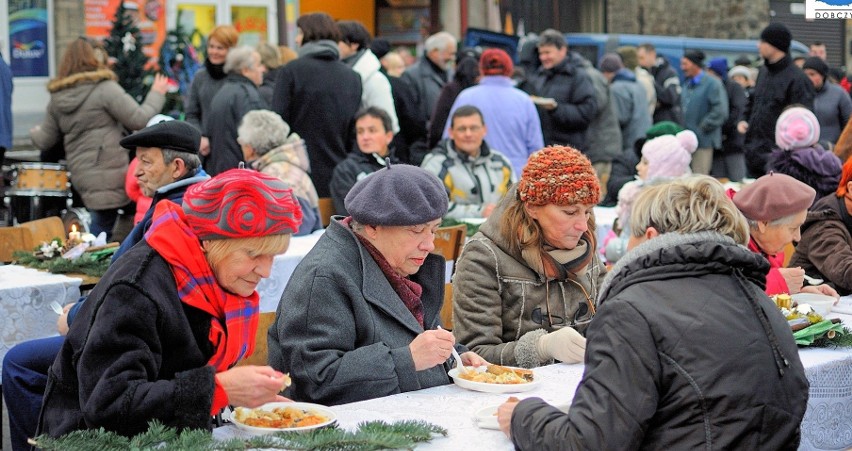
[743,55,815,176]
[524,58,597,151]
[511,231,808,450]
[38,242,218,438]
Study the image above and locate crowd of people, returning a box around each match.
[1,15,851,451]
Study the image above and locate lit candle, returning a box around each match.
[68,224,81,242]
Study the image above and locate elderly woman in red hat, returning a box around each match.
[37,169,302,438]
[732,172,837,297]
[453,146,607,369]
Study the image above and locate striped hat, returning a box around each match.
[517,146,600,206]
[182,169,302,240]
[775,107,820,150]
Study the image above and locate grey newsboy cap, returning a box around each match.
[345,164,449,226]
[120,120,201,154]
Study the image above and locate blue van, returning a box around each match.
[565,33,810,77]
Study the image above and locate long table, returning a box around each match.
[215,311,852,450]
[0,265,82,383]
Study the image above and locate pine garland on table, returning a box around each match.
[13,247,114,277]
[30,420,448,450]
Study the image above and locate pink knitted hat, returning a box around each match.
[775,107,820,150]
[640,130,699,180]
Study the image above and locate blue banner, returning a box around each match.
[9,5,49,77]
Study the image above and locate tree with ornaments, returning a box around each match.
[104,2,149,102]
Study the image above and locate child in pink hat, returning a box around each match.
[768,106,841,201]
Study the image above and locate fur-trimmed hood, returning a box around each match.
[47,69,118,115]
[47,69,117,93]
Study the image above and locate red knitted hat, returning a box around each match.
[479,48,513,77]
[182,169,303,240]
[517,146,600,206]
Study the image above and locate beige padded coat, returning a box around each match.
[31,69,165,210]
[452,188,607,368]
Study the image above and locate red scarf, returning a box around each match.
[145,201,259,414]
[345,218,425,328]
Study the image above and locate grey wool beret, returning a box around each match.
[120,120,202,154]
[345,164,449,226]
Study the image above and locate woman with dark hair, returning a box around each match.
[185,25,239,156]
[427,51,481,149]
[30,37,168,239]
[272,12,362,198]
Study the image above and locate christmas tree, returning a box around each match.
[158,11,202,116]
[104,2,149,102]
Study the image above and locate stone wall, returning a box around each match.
[53,0,87,67]
[607,0,771,39]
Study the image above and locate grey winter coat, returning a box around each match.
[401,57,448,130]
[682,71,729,149]
[184,68,226,134]
[452,187,607,368]
[510,232,808,450]
[267,218,462,405]
[610,69,653,152]
[814,81,852,145]
[31,69,164,210]
[569,52,622,165]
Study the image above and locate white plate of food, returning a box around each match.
[474,401,570,430]
[231,402,336,435]
[448,364,540,393]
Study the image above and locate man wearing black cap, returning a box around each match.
[737,22,815,177]
[680,50,728,175]
[803,56,852,146]
[1,119,210,451]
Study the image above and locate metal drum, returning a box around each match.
[62,207,92,234]
[8,163,70,195]
[4,163,73,224]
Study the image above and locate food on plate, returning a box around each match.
[458,365,533,384]
[233,405,330,429]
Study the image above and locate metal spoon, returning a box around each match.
[50,301,64,315]
[803,274,824,285]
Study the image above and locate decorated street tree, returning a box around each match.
[104,2,148,102]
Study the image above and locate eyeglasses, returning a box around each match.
[531,301,590,329]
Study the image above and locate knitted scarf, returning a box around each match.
[521,228,596,280]
[345,217,425,328]
[145,201,259,413]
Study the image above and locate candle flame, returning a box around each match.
[71,224,77,233]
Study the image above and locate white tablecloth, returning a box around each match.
[0,265,82,383]
[215,312,852,450]
[256,232,323,313]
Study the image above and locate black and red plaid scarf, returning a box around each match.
[344,217,425,328]
[145,201,259,413]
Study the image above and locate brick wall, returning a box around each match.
[607,0,771,40]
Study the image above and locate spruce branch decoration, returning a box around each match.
[31,419,448,450]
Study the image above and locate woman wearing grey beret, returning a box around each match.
[268,164,487,405]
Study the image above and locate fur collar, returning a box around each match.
[48,69,117,93]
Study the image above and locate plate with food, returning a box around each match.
[473,399,569,430]
[231,402,336,435]
[448,364,540,393]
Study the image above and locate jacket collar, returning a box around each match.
[329,219,445,334]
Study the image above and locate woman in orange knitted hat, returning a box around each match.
[452,146,607,368]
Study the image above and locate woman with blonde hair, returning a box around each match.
[38,169,302,438]
[185,24,239,155]
[499,175,808,449]
[30,37,168,239]
[453,146,607,369]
